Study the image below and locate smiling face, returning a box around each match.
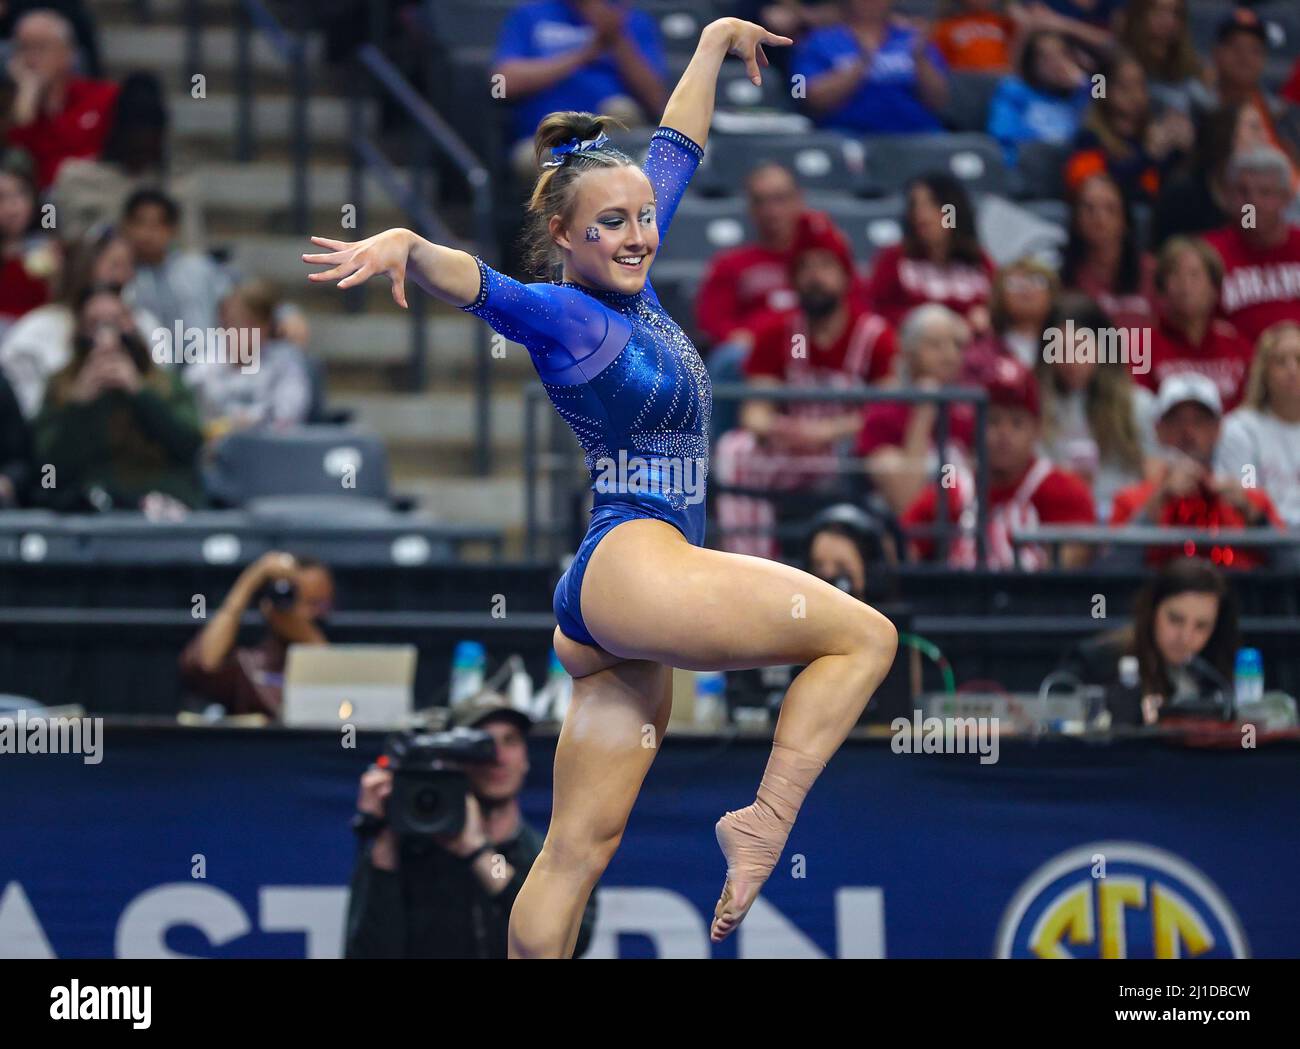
[551,165,659,296]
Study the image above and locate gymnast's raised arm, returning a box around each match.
[302,229,481,310]
[660,19,792,152]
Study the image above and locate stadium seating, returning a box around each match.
[861,132,1009,196]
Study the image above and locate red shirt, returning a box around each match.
[1068,254,1158,332]
[745,301,898,400]
[857,398,977,457]
[695,244,798,346]
[5,77,120,189]
[1284,57,1300,107]
[1202,225,1300,345]
[1141,317,1254,411]
[903,456,1096,568]
[0,253,51,320]
[865,244,994,327]
[1109,480,1284,569]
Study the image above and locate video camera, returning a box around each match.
[382,727,498,838]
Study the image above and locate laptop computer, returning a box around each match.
[281,644,417,729]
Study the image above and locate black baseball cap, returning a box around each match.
[1215,8,1269,46]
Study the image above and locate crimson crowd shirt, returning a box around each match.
[1140,317,1255,411]
[864,244,994,326]
[5,77,120,189]
[695,243,798,346]
[1201,225,1300,344]
[1108,479,1284,569]
[903,455,1096,568]
[856,398,977,457]
[745,302,897,416]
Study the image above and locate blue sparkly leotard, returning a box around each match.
[461,126,710,647]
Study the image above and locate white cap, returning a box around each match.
[1156,372,1222,420]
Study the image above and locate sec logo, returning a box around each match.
[995,842,1250,959]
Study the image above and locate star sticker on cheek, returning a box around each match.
[585,227,600,242]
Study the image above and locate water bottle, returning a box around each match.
[506,656,534,715]
[694,670,728,729]
[1234,648,1264,712]
[537,648,572,723]
[449,640,487,709]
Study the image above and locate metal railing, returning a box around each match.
[348,43,495,474]
[181,0,312,232]
[522,383,991,564]
[1011,525,1300,569]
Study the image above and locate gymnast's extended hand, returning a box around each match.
[302,228,481,310]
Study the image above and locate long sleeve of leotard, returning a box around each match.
[642,125,704,247]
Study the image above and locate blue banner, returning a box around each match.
[1,727,1296,958]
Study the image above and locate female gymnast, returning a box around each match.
[304,17,898,957]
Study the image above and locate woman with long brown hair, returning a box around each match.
[1035,293,1156,520]
[303,17,899,957]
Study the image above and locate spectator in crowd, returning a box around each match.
[695,161,804,351]
[1109,372,1285,569]
[121,187,233,335]
[1215,320,1300,528]
[1202,147,1300,345]
[1058,556,1240,726]
[1116,0,1201,115]
[179,552,333,719]
[1188,8,1300,166]
[0,0,103,77]
[0,225,161,419]
[1065,49,1193,203]
[794,0,950,135]
[345,692,596,959]
[858,303,974,516]
[0,365,31,507]
[866,173,994,331]
[51,71,206,248]
[714,212,897,558]
[1036,292,1156,520]
[1007,0,1118,57]
[184,279,314,439]
[32,285,203,513]
[902,355,1097,569]
[492,0,668,180]
[1144,236,1253,410]
[1285,53,1300,110]
[931,0,1018,75]
[3,8,118,190]
[965,257,1059,372]
[0,146,54,334]
[1060,172,1156,330]
[986,29,1089,168]
[1152,102,1274,246]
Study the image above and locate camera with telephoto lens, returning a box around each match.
[383,728,498,838]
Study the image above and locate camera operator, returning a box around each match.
[178,550,334,719]
[344,693,597,959]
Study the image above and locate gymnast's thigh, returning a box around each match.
[578,517,895,671]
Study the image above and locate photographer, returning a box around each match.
[344,694,597,959]
[178,551,335,719]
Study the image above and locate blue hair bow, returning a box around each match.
[542,131,610,168]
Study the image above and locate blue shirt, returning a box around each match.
[494,0,668,143]
[462,127,711,546]
[793,24,947,134]
[987,76,1091,167]
[1042,0,1120,28]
